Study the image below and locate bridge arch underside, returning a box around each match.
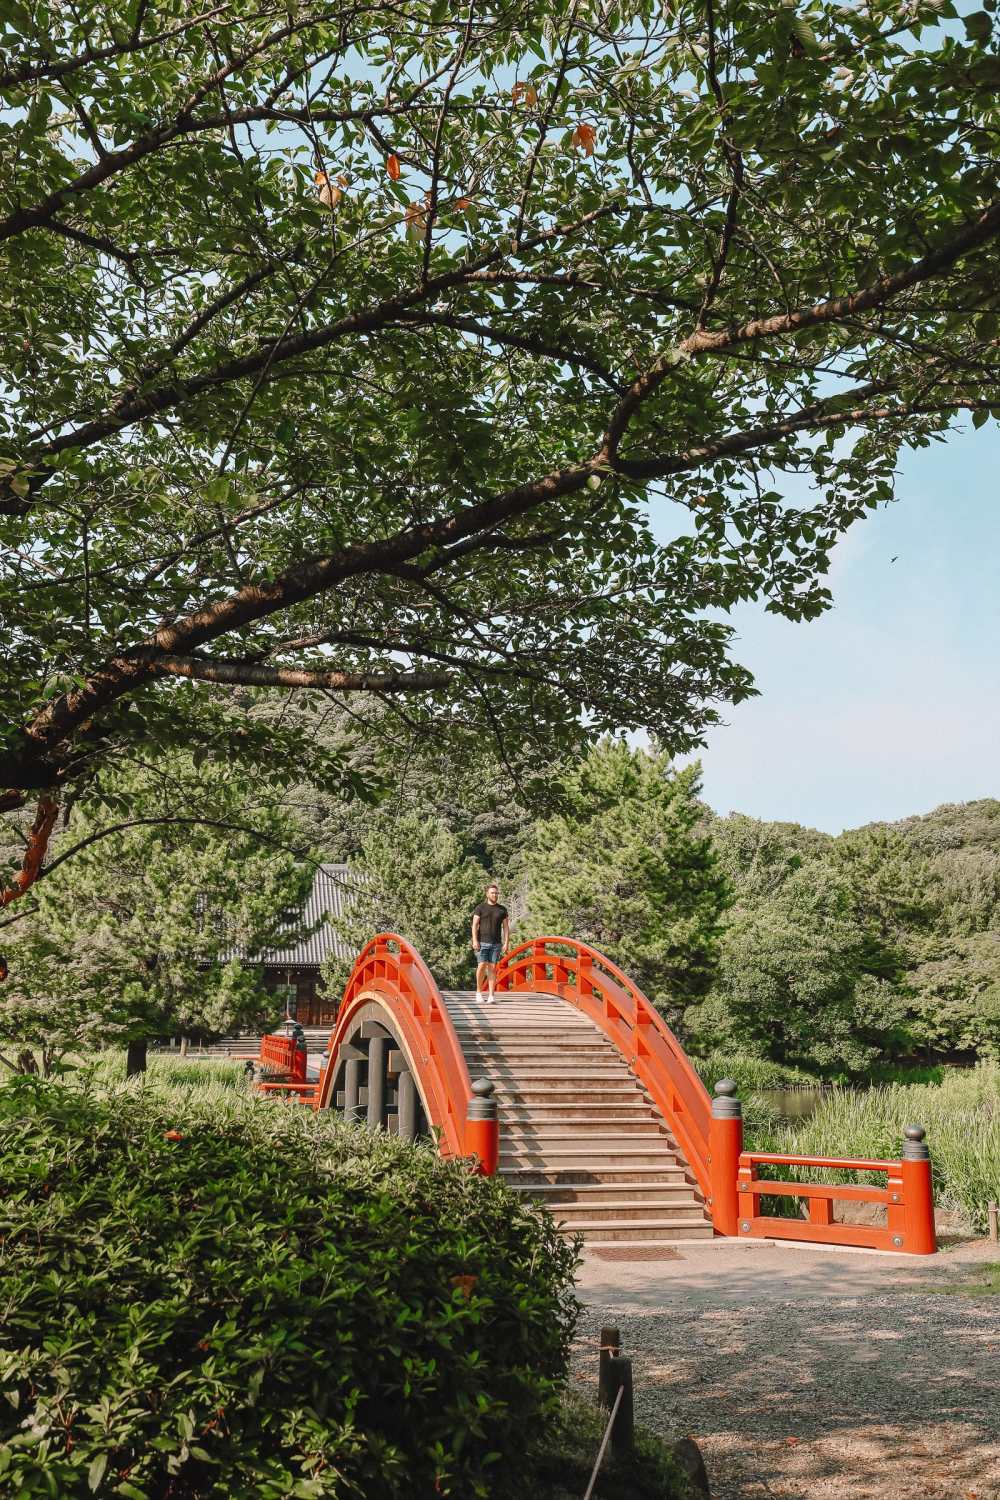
[320,997,431,1143]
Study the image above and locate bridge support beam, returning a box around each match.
[367,1035,388,1129]
[344,1057,363,1124]
[398,1069,418,1142]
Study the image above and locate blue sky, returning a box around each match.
[658,422,1000,834]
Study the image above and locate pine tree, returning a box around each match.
[0,758,311,1075]
[524,742,730,1019]
[323,811,489,993]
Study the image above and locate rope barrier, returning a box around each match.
[582,1383,623,1500]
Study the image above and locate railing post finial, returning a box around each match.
[711,1078,742,1119]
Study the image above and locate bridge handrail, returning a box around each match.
[496,936,713,1200]
[317,933,473,1158]
[258,1033,307,1083]
[736,1139,936,1254]
[742,1151,896,1172]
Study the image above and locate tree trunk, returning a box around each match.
[126,1038,148,1077]
[179,1035,189,1057]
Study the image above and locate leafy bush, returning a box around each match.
[529,1388,701,1499]
[0,1076,579,1498]
[746,1064,1000,1234]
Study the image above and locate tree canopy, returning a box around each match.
[692,801,1000,1074]
[2,0,999,901]
[524,742,729,1014]
[0,756,311,1071]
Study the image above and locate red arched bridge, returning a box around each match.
[254,934,937,1256]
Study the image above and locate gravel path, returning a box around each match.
[572,1243,1000,1499]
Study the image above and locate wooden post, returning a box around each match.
[607,1356,634,1457]
[398,1069,418,1141]
[597,1327,620,1410]
[900,1125,936,1255]
[988,1200,998,1243]
[709,1079,743,1236]
[125,1038,147,1077]
[366,1035,388,1129]
[344,1057,363,1123]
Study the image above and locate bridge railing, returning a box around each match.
[735,1148,936,1254]
[710,1080,937,1254]
[316,934,497,1171]
[496,937,713,1202]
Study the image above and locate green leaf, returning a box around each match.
[204,476,232,505]
[88,1454,108,1492]
[963,8,993,40]
[789,15,820,52]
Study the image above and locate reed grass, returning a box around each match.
[690,1051,818,1094]
[747,1064,1000,1235]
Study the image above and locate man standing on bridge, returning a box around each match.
[471,882,509,1004]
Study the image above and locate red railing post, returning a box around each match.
[465,1077,499,1175]
[291,1036,307,1084]
[900,1125,936,1254]
[709,1079,743,1236]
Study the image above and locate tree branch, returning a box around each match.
[0,796,59,914]
[602,197,1000,461]
[142,652,452,692]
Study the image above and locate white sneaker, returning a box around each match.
[476,992,487,1003]
[485,994,495,1005]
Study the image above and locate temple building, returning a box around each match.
[255,862,357,1026]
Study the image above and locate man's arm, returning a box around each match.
[471,912,480,950]
[502,913,510,950]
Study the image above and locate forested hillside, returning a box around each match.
[693,799,1000,1076]
[311,724,999,1080]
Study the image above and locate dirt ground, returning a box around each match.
[572,1236,1000,1499]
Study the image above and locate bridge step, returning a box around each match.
[567,1222,714,1243]
[501,1164,695,1185]
[545,1200,709,1224]
[497,1104,656,1116]
[448,988,711,1244]
[509,1181,695,1204]
[488,1084,644,1104]
[502,1120,670,1140]
[501,1151,683,1171]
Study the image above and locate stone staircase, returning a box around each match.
[442,991,713,1246]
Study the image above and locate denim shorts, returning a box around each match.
[475,942,502,965]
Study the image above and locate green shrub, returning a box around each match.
[746,1064,1000,1234]
[528,1387,701,1499]
[0,1076,579,1498]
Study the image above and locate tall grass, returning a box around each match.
[93,1051,250,1090]
[747,1064,1000,1235]
[690,1051,818,1094]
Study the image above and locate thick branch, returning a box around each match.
[0,795,59,913]
[603,198,1000,460]
[144,652,451,692]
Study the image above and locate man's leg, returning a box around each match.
[485,961,497,1002]
[476,959,489,999]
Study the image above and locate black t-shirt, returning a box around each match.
[473,901,507,945]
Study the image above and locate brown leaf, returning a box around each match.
[387,153,401,180]
[572,122,597,155]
